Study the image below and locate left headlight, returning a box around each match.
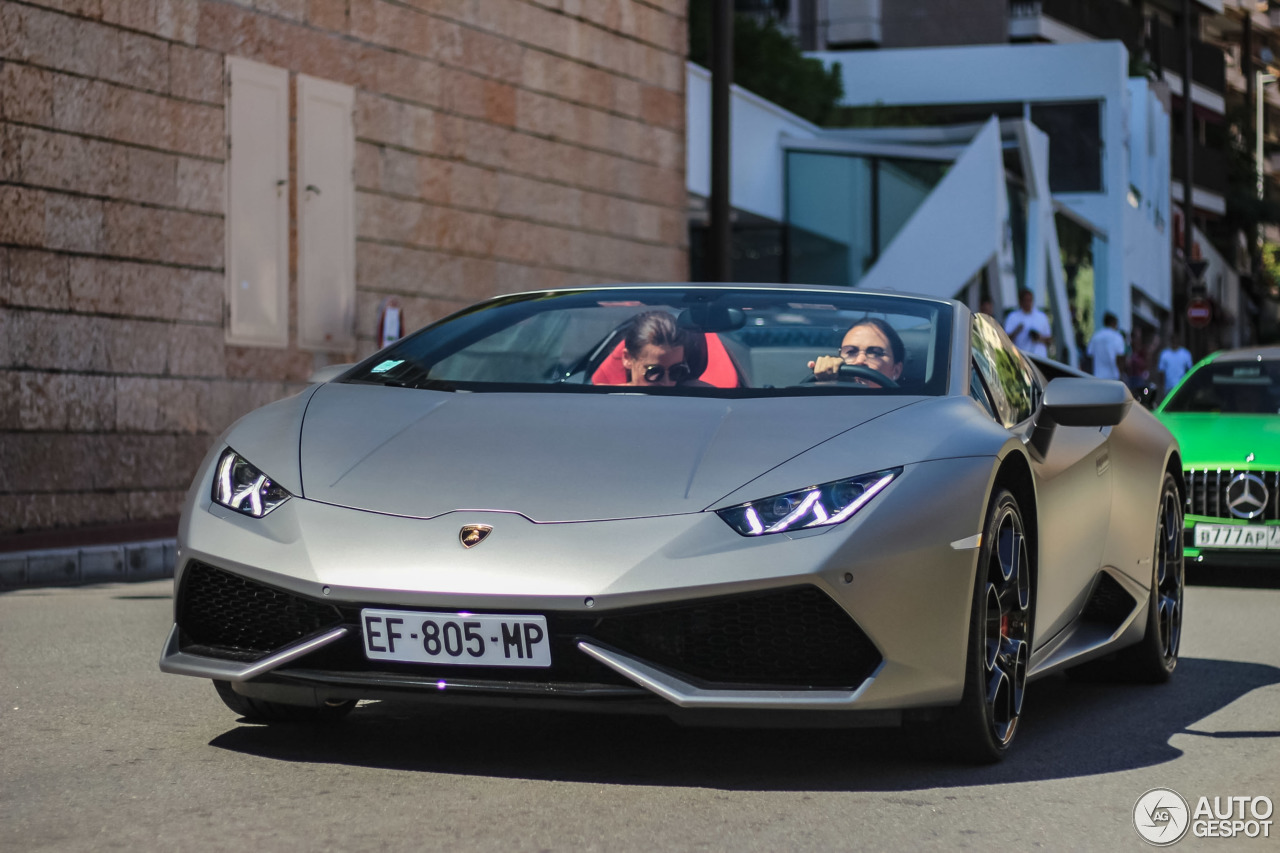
[716,468,901,537]
[212,448,292,518]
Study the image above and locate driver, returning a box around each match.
[809,318,905,387]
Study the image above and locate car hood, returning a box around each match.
[296,383,924,522]
[1157,412,1280,468]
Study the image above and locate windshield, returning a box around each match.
[1162,358,1280,414]
[342,287,953,398]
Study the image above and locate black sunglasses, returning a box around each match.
[643,363,692,383]
[840,345,890,361]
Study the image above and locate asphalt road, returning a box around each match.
[2,573,1278,852]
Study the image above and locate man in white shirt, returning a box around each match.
[1088,312,1127,381]
[1156,333,1194,396]
[1003,289,1051,357]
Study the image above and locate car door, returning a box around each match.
[971,315,1114,644]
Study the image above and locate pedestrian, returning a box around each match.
[1156,333,1194,396]
[1127,327,1151,380]
[1087,312,1127,381]
[1003,288,1050,357]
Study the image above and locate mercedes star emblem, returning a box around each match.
[459,524,493,548]
[1225,473,1269,520]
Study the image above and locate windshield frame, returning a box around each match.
[1160,355,1280,415]
[339,285,956,399]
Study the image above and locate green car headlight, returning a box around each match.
[212,449,291,518]
[716,468,901,537]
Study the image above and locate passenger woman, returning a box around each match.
[621,311,707,387]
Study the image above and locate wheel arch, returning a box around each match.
[992,450,1038,616]
[1166,449,1185,503]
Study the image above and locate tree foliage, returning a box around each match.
[1219,105,1280,238]
[688,1,844,126]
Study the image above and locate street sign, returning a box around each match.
[1187,259,1209,282]
[1187,297,1213,329]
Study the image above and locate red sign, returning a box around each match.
[1187,298,1213,329]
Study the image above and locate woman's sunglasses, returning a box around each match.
[643,363,692,383]
[840,345,890,361]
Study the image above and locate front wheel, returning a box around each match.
[916,488,1032,763]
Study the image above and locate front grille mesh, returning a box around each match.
[176,564,880,691]
[588,586,880,688]
[1184,469,1280,521]
[178,562,343,660]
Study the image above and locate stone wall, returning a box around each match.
[0,0,689,535]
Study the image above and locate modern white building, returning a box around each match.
[687,41,1173,369]
[810,42,1173,348]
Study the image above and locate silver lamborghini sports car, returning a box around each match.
[160,285,1184,762]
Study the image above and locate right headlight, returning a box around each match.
[212,448,292,518]
[715,468,901,537]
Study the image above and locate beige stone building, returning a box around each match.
[0,0,689,539]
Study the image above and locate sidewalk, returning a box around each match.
[0,519,178,591]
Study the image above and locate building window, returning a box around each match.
[1029,101,1104,193]
[784,150,947,287]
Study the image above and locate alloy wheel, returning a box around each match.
[983,502,1031,746]
[1155,486,1184,666]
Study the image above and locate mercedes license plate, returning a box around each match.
[360,609,551,667]
[1194,523,1280,550]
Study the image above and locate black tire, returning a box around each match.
[213,680,356,723]
[917,488,1032,763]
[1080,471,1183,683]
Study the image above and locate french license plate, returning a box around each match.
[1194,523,1280,550]
[360,609,551,667]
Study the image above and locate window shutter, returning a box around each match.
[225,57,290,347]
[297,74,356,352]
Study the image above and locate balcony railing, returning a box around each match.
[1171,134,1228,197]
[1151,21,1226,95]
[1010,2,1225,95]
[1036,0,1142,53]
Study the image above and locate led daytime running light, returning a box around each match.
[813,472,895,526]
[717,468,901,537]
[212,449,291,518]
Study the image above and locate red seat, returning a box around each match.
[591,334,740,387]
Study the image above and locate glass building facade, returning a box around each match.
[785,152,949,287]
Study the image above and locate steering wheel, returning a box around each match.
[800,363,900,389]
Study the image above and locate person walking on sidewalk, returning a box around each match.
[1088,312,1127,381]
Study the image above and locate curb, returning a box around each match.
[0,539,176,591]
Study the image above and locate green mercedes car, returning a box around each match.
[1156,346,1280,566]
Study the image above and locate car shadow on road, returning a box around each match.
[208,657,1280,791]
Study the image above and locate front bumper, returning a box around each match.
[161,456,994,716]
[160,570,882,710]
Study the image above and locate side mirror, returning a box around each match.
[1029,377,1133,456]
[308,363,354,384]
[1042,377,1133,426]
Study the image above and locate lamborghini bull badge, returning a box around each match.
[459,524,493,548]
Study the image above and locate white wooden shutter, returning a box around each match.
[297,74,356,352]
[225,57,290,347]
